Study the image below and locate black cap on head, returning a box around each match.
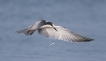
[46,22,57,31]
[46,22,53,26]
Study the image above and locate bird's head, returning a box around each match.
[46,22,57,31]
[46,22,53,26]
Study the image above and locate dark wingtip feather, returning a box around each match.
[83,38,94,42]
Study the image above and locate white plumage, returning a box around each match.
[17,19,93,42]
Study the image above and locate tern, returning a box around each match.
[17,19,93,42]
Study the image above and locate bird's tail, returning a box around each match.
[16,28,35,35]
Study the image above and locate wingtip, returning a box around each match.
[16,31,21,33]
[84,38,94,42]
[90,39,94,41]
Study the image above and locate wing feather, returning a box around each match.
[38,26,93,42]
[17,20,46,35]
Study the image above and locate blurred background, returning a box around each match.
[0,0,106,61]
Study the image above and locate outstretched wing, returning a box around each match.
[38,25,93,42]
[17,20,46,35]
[28,20,46,30]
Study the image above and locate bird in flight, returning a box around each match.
[16,19,93,42]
